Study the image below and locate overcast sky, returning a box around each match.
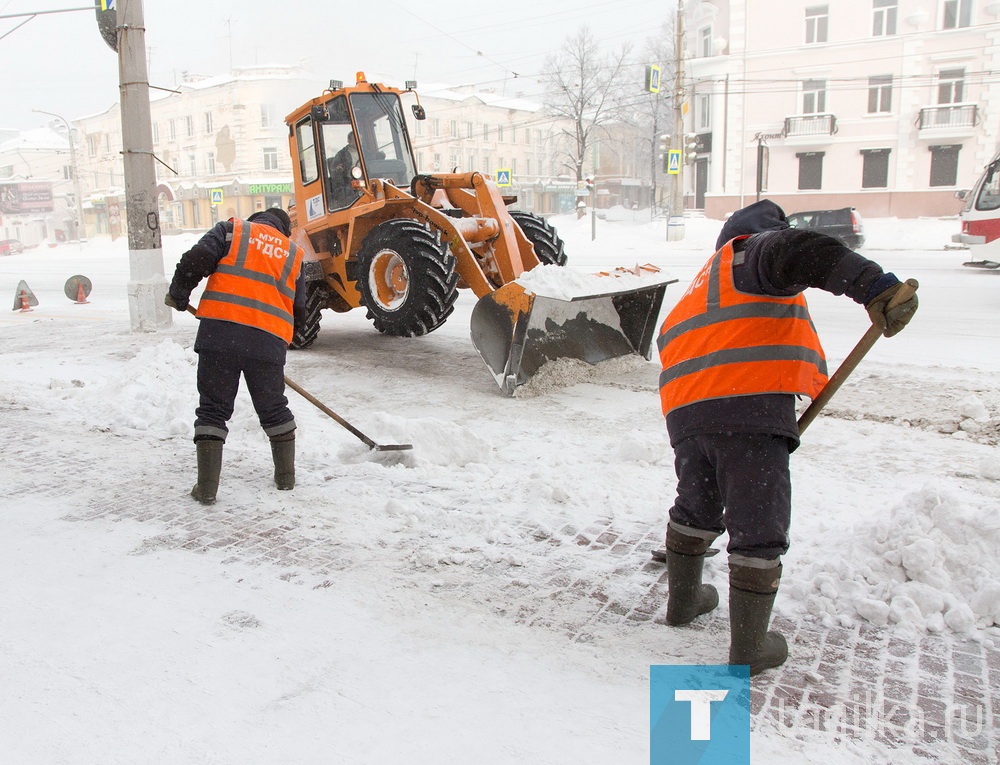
[1,0,667,131]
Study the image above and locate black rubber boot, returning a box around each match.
[270,433,295,490]
[665,525,719,626]
[190,439,223,505]
[666,549,719,626]
[728,563,788,676]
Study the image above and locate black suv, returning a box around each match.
[785,207,865,249]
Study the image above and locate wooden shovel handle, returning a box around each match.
[797,278,918,436]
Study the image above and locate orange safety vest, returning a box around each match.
[196,219,302,344]
[657,236,828,417]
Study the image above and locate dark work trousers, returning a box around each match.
[194,351,294,442]
[668,432,793,560]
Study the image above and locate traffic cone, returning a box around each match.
[18,290,32,312]
[74,281,90,304]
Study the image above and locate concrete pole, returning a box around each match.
[33,110,87,249]
[118,0,170,331]
[668,0,686,241]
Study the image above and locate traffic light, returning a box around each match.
[685,133,700,165]
[585,177,595,194]
[659,134,671,173]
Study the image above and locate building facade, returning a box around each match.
[684,0,1000,219]
[60,68,576,237]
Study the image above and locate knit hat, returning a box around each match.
[715,199,789,250]
[248,207,292,237]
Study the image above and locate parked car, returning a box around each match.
[785,207,865,249]
[0,239,24,256]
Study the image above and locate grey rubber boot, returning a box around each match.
[728,562,788,676]
[666,550,719,626]
[270,433,295,490]
[665,525,720,626]
[190,439,223,505]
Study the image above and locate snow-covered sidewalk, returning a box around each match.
[2,213,998,764]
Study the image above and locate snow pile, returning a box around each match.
[48,339,199,438]
[788,486,1000,634]
[515,262,673,300]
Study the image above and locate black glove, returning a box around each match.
[164,292,188,312]
[866,279,918,337]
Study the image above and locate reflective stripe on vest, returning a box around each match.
[657,237,828,417]
[196,219,302,343]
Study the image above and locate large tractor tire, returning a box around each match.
[289,281,328,350]
[510,211,568,267]
[356,219,459,337]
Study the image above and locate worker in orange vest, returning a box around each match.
[165,208,304,504]
[656,199,917,675]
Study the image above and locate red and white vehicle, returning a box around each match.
[954,151,1000,269]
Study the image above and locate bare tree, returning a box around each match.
[541,27,632,182]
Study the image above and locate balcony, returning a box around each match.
[917,103,979,133]
[783,113,837,137]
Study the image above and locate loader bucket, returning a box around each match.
[470,276,676,396]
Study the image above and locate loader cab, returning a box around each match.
[306,90,417,213]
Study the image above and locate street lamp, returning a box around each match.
[33,109,87,245]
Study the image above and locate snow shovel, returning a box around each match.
[797,277,919,435]
[650,277,919,562]
[184,305,411,451]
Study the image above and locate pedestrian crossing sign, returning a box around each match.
[101,0,115,9]
[667,150,681,175]
[496,169,512,187]
[210,188,224,205]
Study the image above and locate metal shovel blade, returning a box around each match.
[470,278,674,396]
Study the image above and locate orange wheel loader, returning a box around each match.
[285,73,675,395]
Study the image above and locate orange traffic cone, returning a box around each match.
[74,281,90,304]
[18,290,32,312]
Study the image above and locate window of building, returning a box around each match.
[432,118,440,137]
[511,126,517,144]
[511,158,517,173]
[700,26,713,57]
[526,158,532,175]
[802,79,827,113]
[938,68,965,104]
[468,153,476,171]
[535,130,543,146]
[497,125,505,142]
[260,105,274,129]
[873,0,897,35]
[187,154,197,175]
[483,124,490,141]
[796,151,824,189]
[204,112,213,135]
[152,123,159,144]
[169,120,176,140]
[943,0,972,29]
[466,122,474,139]
[207,152,216,175]
[450,153,460,170]
[698,94,712,130]
[929,144,960,186]
[450,120,458,137]
[433,152,441,170]
[185,116,194,137]
[805,6,829,44]
[415,119,424,137]
[868,75,893,113]
[524,128,531,145]
[861,148,890,187]
[263,146,279,171]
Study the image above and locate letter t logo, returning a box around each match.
[674,689,729,740]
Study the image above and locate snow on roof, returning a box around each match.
[0,127,68,153]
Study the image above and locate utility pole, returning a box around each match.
[668,0,686,241]
[118,0,170,331]
[33,109,86,249]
